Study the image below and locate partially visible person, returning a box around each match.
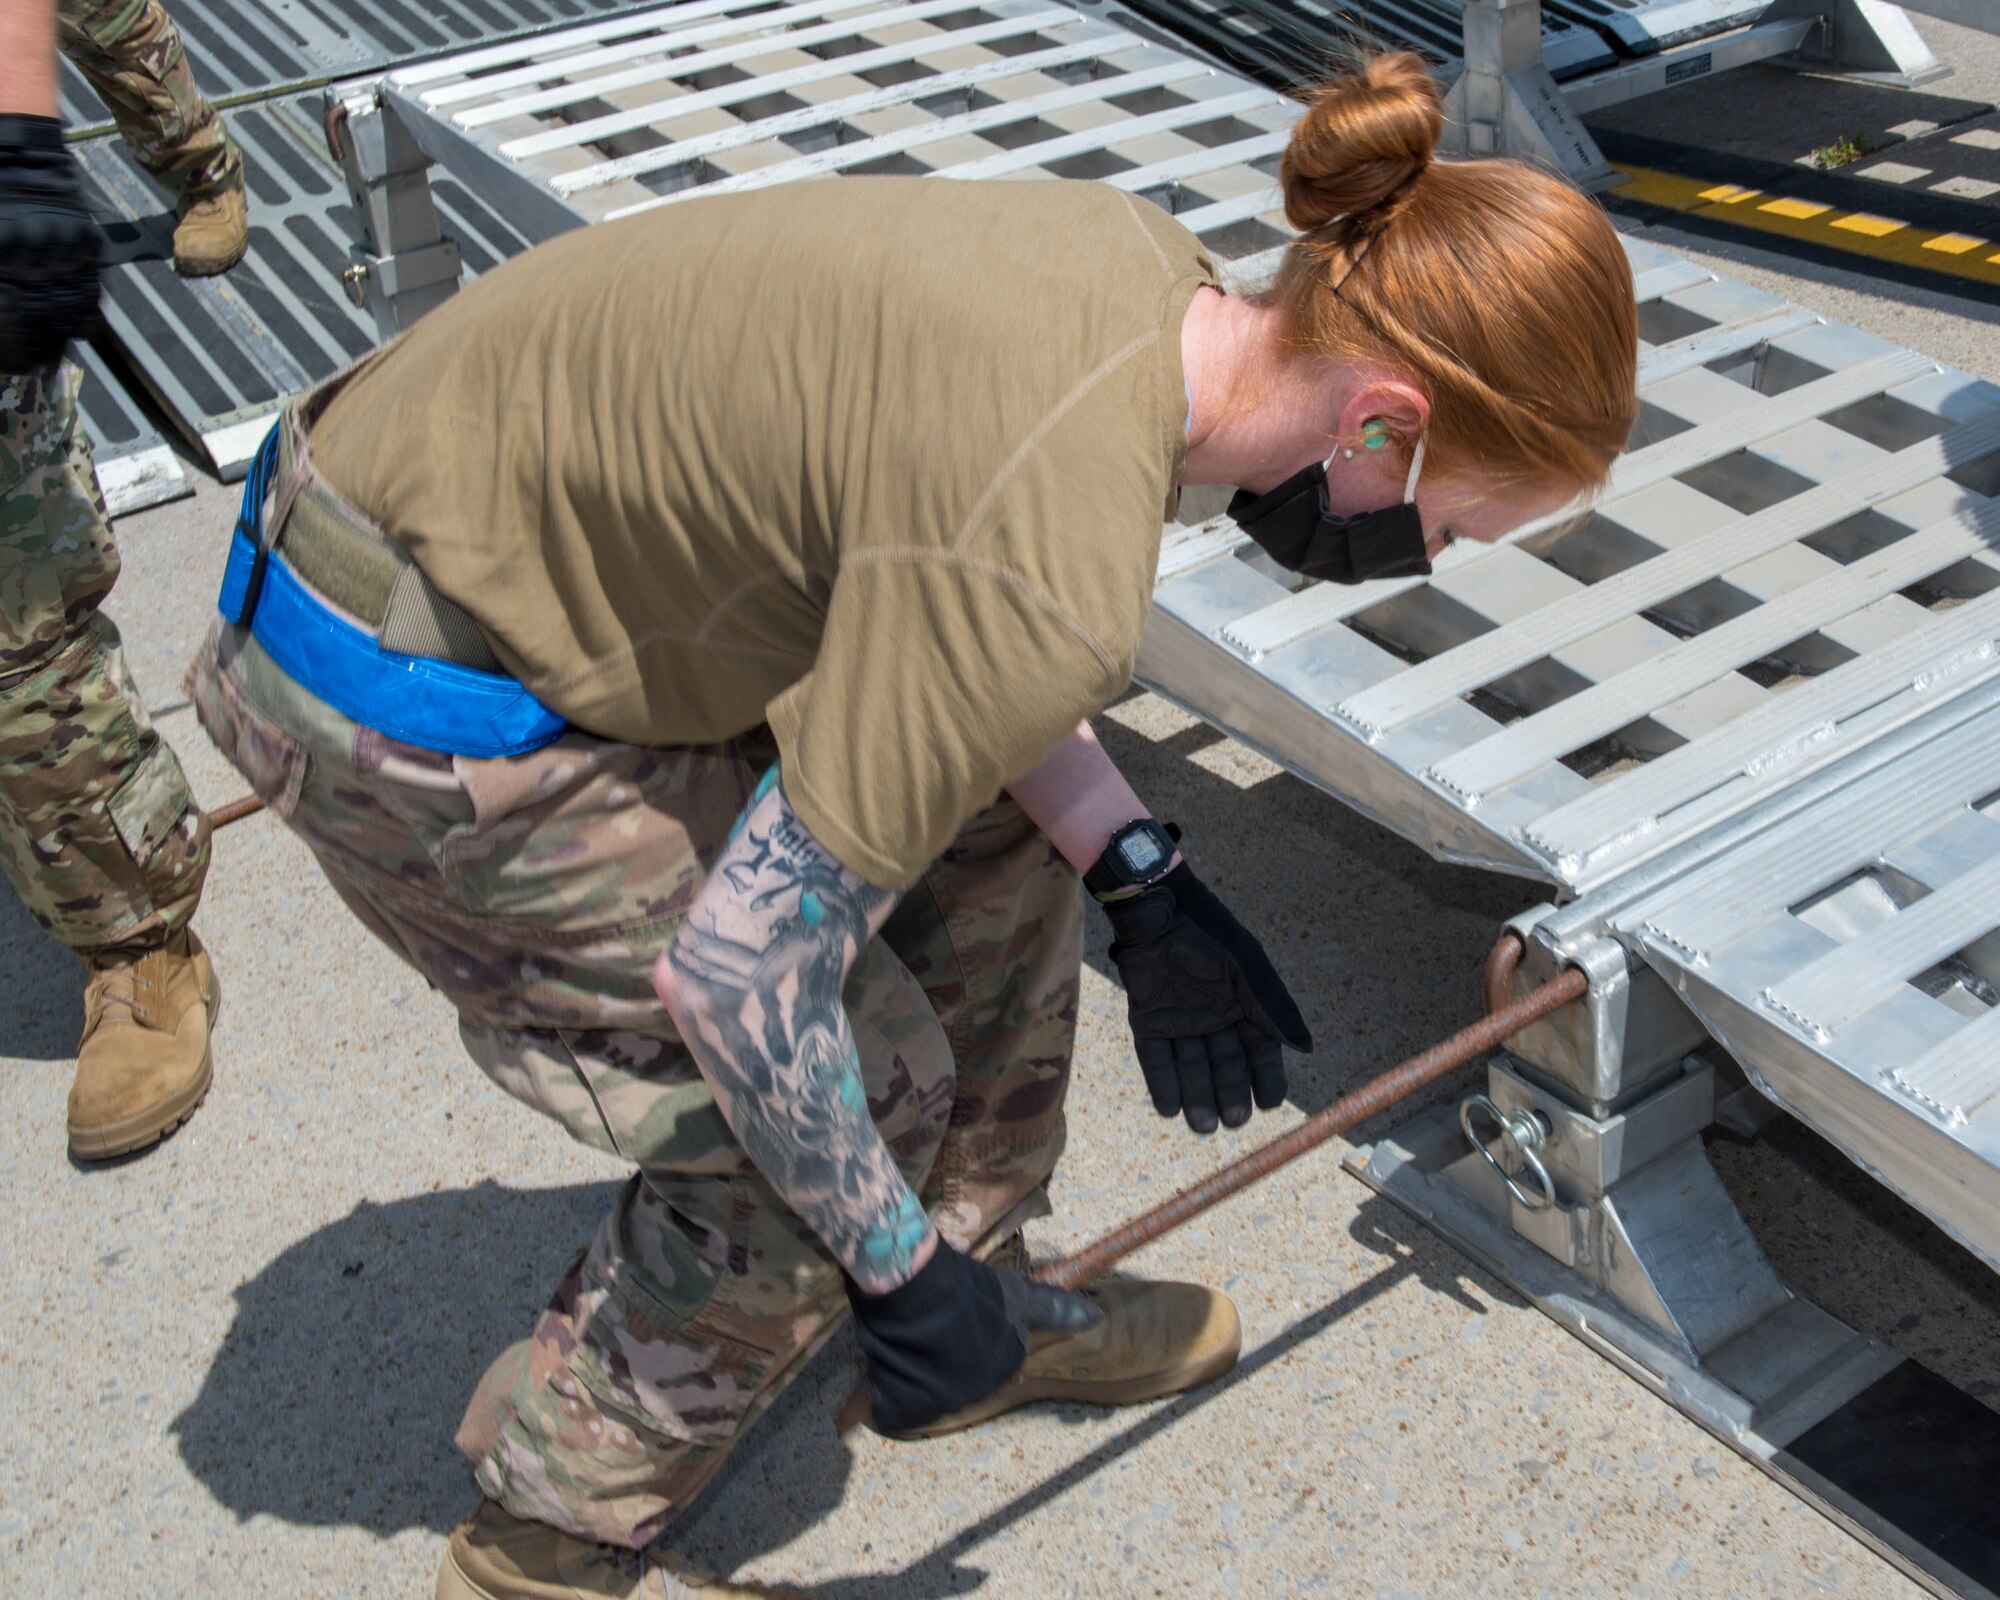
[191,50,1635,1600]
[3,0,219,1160]
[59,0,247,275]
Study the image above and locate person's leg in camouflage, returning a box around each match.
[881,797,1081,1243]
[876,800,1240,1440]
[56,0,247,275]
[189,626,904,1593]
[0,359,217,1158]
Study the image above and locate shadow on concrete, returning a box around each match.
[1710,1117,2000,1413]
[0,875,86,1061]
[670,1197,1510,1597]
[171,1178,619,1536]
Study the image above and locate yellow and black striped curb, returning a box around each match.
[1614,162,2000,289]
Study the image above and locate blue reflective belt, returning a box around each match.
[217,425,569,760]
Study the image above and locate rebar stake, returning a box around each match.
[211,794,265,829]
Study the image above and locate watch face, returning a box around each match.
[1117,828,1167,876]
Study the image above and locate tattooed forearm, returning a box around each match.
[658,765,932,1294]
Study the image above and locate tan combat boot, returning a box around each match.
[69,927,219,1160]
[437,1501,808,1600]
[173,183,249,276]
[895,1276,1242,1439]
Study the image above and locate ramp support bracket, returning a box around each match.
[1342,920,1980,1596]
[325,81,463,339]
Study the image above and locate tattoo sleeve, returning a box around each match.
[660,765,932,1294]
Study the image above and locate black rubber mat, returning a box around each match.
[1776,1362,2000,1600]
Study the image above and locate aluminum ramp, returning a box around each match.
[1549,677,2000,1275]
[1105,0,1770,93]
[1147,239,2000,904]
[365,0,1304,249]
[1098,0,1620,88]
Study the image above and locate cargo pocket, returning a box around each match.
[568,1174,792,1449]
[106,735,209,911]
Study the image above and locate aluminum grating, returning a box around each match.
[1105,0,1769,94]
[1143,232,2000,896]
[378,0,1303,246]
[1548,0,1764,54]
[57,0,691,129]
[1111,0,1616,87]
[75,95,538,476]
[1556,680,2000,1273]
[70,342,194,518]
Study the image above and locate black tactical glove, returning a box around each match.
[0,114,103,374]
[846,1238,1101,1436]
[1102,859,1312,1134]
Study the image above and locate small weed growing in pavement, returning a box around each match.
[1811,133,1875,170]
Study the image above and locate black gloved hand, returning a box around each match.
[0,114,103,374]
[846,1238,1101,1436]
[1102,860,1312,1134]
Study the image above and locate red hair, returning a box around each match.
[1274,53,1639,495]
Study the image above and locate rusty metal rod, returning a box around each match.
[210,794,266,830]
[1483,928,1525,1018]
[836,961,1587,1433]
[1034,963,1585,1291]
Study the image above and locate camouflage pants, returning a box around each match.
[0,361,209,954]
[189,622,1081,1549]
[59,0,240,199]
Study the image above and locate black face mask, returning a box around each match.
[1226,436,1431,584]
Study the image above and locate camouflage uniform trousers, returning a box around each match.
[59,0,241,200]
[188,620,1082,1550]
[0,360,209,954]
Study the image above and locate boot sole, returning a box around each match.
[890,1320,1242,1440]
[69,972,221,1161]
[174,238,249,277]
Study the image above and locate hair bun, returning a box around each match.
[1279,53,1443,237]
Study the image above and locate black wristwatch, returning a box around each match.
[1084,818,1178,901]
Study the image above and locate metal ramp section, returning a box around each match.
[77,94,536,476]
[367,0,1303,249]
[57,0,696,130]
[1536,678,2000,1274]
[1098,0,1617,88]
[57,0,710,471]
[1142,231,2000,898]
[70,343,192,519]
[1554,0,1764,53]
[1102,0,1765,93]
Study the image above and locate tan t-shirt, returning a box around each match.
[312,176,1214,888]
